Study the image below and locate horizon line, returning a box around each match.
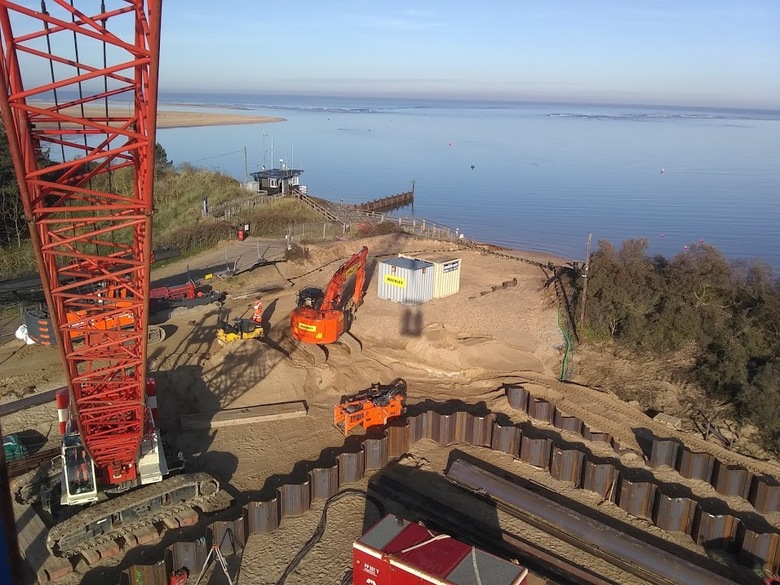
[154,90,780,114]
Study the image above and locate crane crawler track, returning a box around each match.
[47,472,220,558]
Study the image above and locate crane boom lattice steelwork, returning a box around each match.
[0,0,162,485]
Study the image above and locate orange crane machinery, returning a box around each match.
[334,379,407,436]
[0,0,219,558]
[291,246,368,345]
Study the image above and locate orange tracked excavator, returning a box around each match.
[291,246,368,346]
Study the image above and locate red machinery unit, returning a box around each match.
[353,514,528,585]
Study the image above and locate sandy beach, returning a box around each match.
[26,102,285,129]
[156,109,284,128]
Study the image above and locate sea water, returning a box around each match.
[156,94,780,268]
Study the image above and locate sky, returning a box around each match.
[5,1,779,109]
[157,1,780,109]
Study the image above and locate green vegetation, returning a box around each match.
[581,239,780,452]
[354,220,404,237]
[0,132,323,278]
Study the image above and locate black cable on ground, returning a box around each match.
[275,488,385,585]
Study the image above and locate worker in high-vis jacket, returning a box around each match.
[250,298,263,325]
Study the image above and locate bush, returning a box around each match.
[284,244,310,264]
[242,199,323,236]
[354,220,403,238]
[154,220,234,256]
[583,239,780,452]
[0,244,36,279]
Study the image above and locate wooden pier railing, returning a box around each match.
[356,189,414,213]
[293,191,345,225]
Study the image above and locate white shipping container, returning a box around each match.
[399,254,462,299]
[377,257,435,304]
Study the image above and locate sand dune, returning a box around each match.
[25,102,285,129]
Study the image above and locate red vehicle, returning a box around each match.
[291,246,368,345]
[353,514,528,584]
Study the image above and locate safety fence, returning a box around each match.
[206,193,282,222]
[101,387,780,585]
[286,221,348,246]
[355,212,466,241]
[284,216,467,251]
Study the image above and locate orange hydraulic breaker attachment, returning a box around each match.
[334,379,407,436]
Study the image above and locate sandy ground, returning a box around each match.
[156,110,284,128]
[1,233,777,584]
[26,102,284,128]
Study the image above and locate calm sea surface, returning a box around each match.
[156,94,780,269]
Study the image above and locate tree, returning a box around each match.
[0,120,29,247]
[155,143,172,171]
[0,119,55,247]
[583,236,780,452]
[585,239,662,345]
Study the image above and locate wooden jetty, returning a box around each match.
[356,189,414,213]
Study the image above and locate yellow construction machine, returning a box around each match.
[216,305,264,344]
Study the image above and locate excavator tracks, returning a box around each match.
[47,472,220,558]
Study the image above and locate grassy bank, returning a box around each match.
[0,165,325,279]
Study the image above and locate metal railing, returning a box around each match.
[202,187,467,251]
[284,214,467,251]
[286,221,348,245]
[353,211,467,242]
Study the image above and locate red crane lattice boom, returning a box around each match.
[0,0,162,484]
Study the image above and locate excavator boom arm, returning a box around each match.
[321,246,368,311]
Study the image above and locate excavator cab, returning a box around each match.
[61,434,98,506]
[296,287,325,310]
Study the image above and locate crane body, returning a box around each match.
[0,0,221,556]
[291,246,368,345]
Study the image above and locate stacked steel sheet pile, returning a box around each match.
[112,398,776,585]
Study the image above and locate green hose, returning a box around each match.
[558,306,572,381]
